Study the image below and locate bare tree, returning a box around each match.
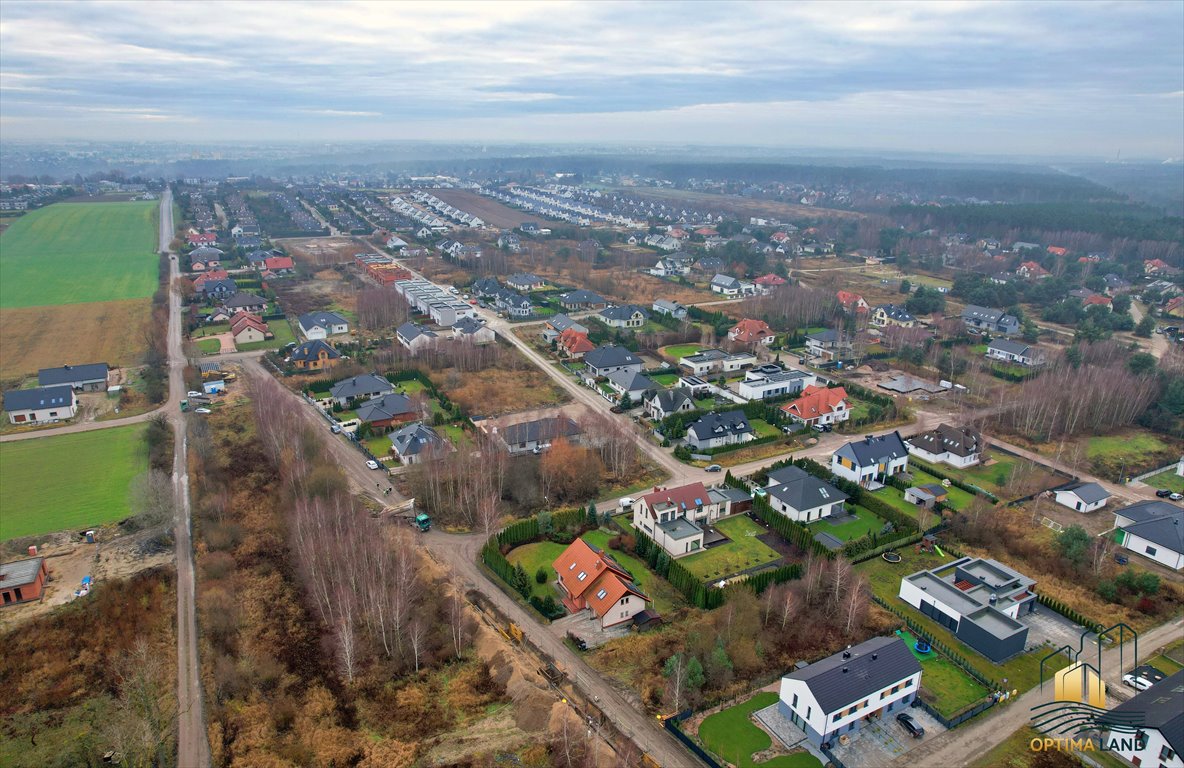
[843,576,869,636]
[129,469,175,529]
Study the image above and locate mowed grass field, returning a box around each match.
[0,423,148,541]
[0,201,160,308]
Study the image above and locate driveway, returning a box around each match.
[1021,607,1100,660]
[831,705,945,767]
[549,611,631,650]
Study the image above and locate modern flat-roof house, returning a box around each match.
[1052,482,1111,513]
[396,321,439,353]
[553,538,649,629]
[388,422,448,465]
[779,635,922,747]
[1105,669,1184,768]
[643,388,695,421]
[679,349,727,376]
[737,367,815,401]
[38,363,109,392]
[356,392,417,431]
[0,557,50,607]
[3,385,77,425]
[986,339,1044,367]
[632,482,719,557]
[685,411,754,451]
[898,556,1036,662]
[298,311,351,340]
[831,432,909,486]
[781,385,850,427]
[1113,501,1184,570]
[905,424,983,468]
[328,374,394,407]
[961,305,1020,336]
[599,304,650,329]
[495,416,582,455]
[289,339,341,371]
[764,465,848,523]
[583,345,643,378]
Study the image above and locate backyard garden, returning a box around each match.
[696,692,822,768]
[680,515,784,581]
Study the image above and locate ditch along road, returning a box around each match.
[240,358,694,767]
[892,614,1184,768]
[162,189,211,768]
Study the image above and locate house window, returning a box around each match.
[792,694,798,709]
[568,563,576,570]
[577,571,587,581]
[1159,746,1175,762]
[1146,546,1157,556]
[805,707,811,720]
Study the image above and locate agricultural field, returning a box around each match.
[0,423,148,541]
[429,189,547,229]
[697,691,822,768]
[0,300,153,380]
[680,515,782,581]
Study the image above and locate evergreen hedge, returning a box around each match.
[1036,594,1104,634]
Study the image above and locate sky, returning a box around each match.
[1,0,1182,158]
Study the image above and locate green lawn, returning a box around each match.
[650,372,680,387]
[236,318,297,351]
[698,692,822,768]
[871,485,934,521]
[1142,466,1184,493]
[896,629,989,717]
[694,397,718,410]
[438,423,468,445]
[662,343,704,360]
[396,380,429,395]
[0,424,149,540]
[681,515,782,581]
[192,323,230,337]
[908,467,976,510]
[750,419,782,439]
[0,201,159,308]
[364,435,393,459]
[1147,638,1184,676]
[195,338,221,354]
[809,505,886,543]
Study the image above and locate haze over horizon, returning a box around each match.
[1,0,1182,159]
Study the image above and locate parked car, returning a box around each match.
[194,408,212,415]
[1114,553,1129,565]
[1172,492,1184,501]
[705,464,722,472]
[1123,665,1167,691]
[330,424,342,434]
[1156,489,1174,498]
[187,391,203,398]
[609,405,624,414]
[896,713,925,739]
[365,460,381,470]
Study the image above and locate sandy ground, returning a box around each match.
[275,236,368,266]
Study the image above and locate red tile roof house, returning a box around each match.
[1046,246,1068,257]
[1144,258,1178,275]
[558,328,596,358]
[836,290,869,313]
[262,255,295,274]
[552,539,649,629]
[192,269,230,290]
[754,274,788,292]
[229,311,271,344]
[1017,261,1051,279]
[632,482,721,557]
[781,385,850,427]
[728,318,776,346]
[187,232,217,247]
[1083,294,1113,310]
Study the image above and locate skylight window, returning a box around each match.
[596,588,608,600]
[577,571,587,581]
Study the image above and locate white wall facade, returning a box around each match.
[1122,531,1184,570]
[1109,726,1183,768]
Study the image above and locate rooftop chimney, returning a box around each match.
[872,653,878,661]
[842,667,848,674]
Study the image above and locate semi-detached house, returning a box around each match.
[553,538,649,628]
[831,432,909,486]
[632,482,719,557]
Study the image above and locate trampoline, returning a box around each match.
[914,639,932,654]
[881,551,902,563]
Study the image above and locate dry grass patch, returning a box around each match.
[428,367,569,417]
[274,236,368,266]
[0,299,151,381]
[428,189,547,229]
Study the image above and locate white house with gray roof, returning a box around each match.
[779,635,922,747]
[598,304,649,329]
[710,274,756,296]
[389,422,448,465]
[961,305,1020,336]
[3,385,77,425]
[328,374,394,406]
[604,369,657,402]
[396,321,439,353]
[831,432,909,486]
[298,310,351,339]
[652,299,688,320]
[1113,500,1184,570]
[986,338,1044,367]
[1052,482,1111,513]
[685,411,754,451]
[765,466,848,523]
[583,345,643,378]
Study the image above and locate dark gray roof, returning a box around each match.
[198,278,237,294]
[807,329,841,343]
[606,369,657,393]
[506,272,542,286]
[389,423,446,457]
[658,517,702,540]
[222,292,264,308]
[38,363,108,387]
[453,317,486,335]
[647,388,693,413]
[711,273,741,289]
[835,432,908,467]
[709,487,752,504]
[584,345,642,370]
[768,469,847,512]
[560,289,606,305]
[600,304,650,322]
[329,374,393,400]
[0,557,44,586]
[299,310,348,330]
[987,338,1032,356]
[290,339,340,362]
[875,304,916,322]
[356,393,413,423]
[684,349,727,363]
[501,416,580,445]
[3,385,74,412]
[687,411,752,441]
[472,277,501,295]
[768,465,811,486]
[907,424,982,458]
[1116,500,1184,554]
[1057,482,1110,505]
[785,636,922,714]
[188,246,224,260]
[1110,669,1184,755]
[397,322,437,343]
[548,314,587,334]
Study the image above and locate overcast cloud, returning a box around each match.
[1,0,1181,157]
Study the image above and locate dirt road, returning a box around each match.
[1130,301,1170,359]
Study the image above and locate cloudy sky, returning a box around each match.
[1,0,1181,157]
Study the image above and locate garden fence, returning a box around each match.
[662,711,720,768]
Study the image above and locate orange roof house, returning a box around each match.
[1018,261,1050,278]
[728,318,775,345]
[754,274,788,288]
[558,328,596,358]
[781,385,850,425]
[1083,294,1112,309]
[837,290,869,313]
[192,270,230,288]
[263,255,295,272]
[1046,246,1068,257]
[1164,295,1184,318]
[552,539,648,628]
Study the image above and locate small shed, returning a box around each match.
[0,557,49,606]
[905,483,949,508]
[202,379,226,395]
[1052,482,1110,513]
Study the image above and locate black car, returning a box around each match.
[896,712,925,739]
[1157,488,1174,498]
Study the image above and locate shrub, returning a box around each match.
[535,566,548,585]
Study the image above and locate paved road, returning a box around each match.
[894,615,1184,768]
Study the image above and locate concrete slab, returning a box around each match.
[549,610,631,649]
[1020,608,1100,659]
[831,706,945,767]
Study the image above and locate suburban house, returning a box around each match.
[452,317,496,345]
[871,304,917,328]
[679,349,755,377]
[493,289,533,318]
[837,290,870,314]
[1113,501,1184,570]
[1017,260,1050,279]
[356,392,417,430]
[506,273,545,292]
[710,274,756,296]
[779,635,922,748]
[831,432,910,486]
[552,538,649,629]
[736,366,815,401]
[221,292,266,314]
[685,411,754,451]
[986,339,1045,367]
[765,465,848,523]
[695,257,724,273]
[557,328,596,358]
[472,277,502,297]
[262,255,295,274]
[496,232,521,251]
[805,329,852,361]
[229,311,270,344]
[644,388,696,421]
[188,246,224,271]
[494,416,582,455]
[38,363,109,392]
[652,299,688,320]
[298,311,351,340]
[192,270,230,290]
[583,345,643,378]
[598,304,650,329]
[288,339,340,371]
[649,256,692,277]
[1105,669,1183,768]
[1052,482,1111,513]
[389,422,449,465]
[197,277,237,299]
[558,289,608,310]
[396,321,440,353]
[905,483,949,508]
[632,482,720,557]
[187,232,217,247]
[545,313,589,338]
[328,374,394,407]
[754,274,788,292]
[0,557,50,607]
[781,385,850,427]
[728,318,775,346]
[604,369,657,402]
[961,305,1020,336]
[905,424,983,467]
[3,385,77,425]
[899,556,1037,662]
